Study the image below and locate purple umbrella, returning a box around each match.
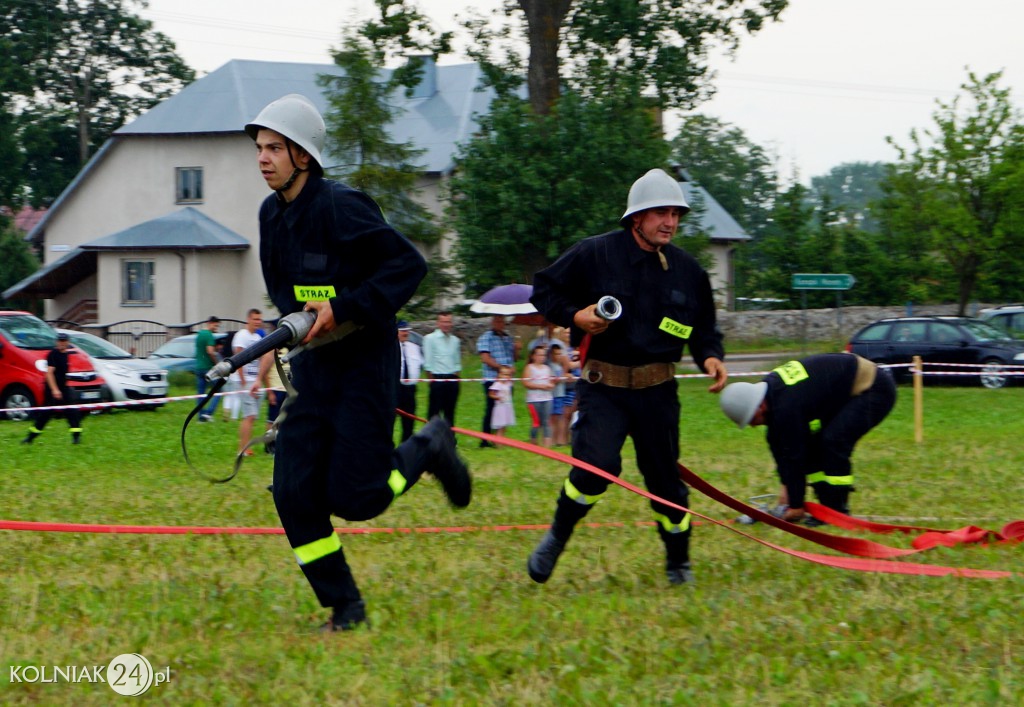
[469,284,537,315]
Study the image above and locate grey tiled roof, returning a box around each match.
[116,59,492,174]
[83,207,250,250]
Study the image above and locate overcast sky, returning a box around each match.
[139,0,1024,183]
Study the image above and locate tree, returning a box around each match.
[319,0,452,316]
[2,0,194,206]
[449,88,669,290]
[669,114,778,238]
[452,1,787,291]
[0,216,40,310]
[880,70,1024,313]
[809,161,888,234]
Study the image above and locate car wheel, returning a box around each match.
[979,358,1009,389]
[2,385,36,421]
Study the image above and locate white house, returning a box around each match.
[6,59,748,323]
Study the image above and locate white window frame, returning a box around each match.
[175,166,204,204]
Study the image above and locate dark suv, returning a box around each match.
[846,315,1024,389]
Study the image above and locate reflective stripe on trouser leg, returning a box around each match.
[564,478,603,506]
[549,481,602,543]
[388,468,407,497]
[293,532,342,566]
[653,511,691,533]
[807,471,853,486]
[69,427,83,433]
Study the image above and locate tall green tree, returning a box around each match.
[1,0,194,206]
[880,70,1024,313]
[452,0,788,291]
[450,89,668,290]
[0,216,40,309]
[319,0,452,315]
[809,161,888,234]
[669,114,778,238]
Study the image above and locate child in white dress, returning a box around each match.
[489,365,516,436]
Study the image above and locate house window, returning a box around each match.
[122,260,155,306]
[176,167,203,203]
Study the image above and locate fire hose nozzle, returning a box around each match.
[595,295,622,321]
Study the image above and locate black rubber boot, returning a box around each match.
[324,600,369,632]
[21,431,40,445]
[72,432,81,445]
[527,490,593,583]
[658,526,694,586]
[418,416,471,508]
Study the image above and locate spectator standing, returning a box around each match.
[396,321,423,441]
[523,344,555,448]
[195,315,221,422]
[423,312,462,425]
[232,308,266,456]
[476,314,520,447]
[488,365,516,437]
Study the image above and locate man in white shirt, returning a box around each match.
[395,321,423,441]
[232,308,266,456]
[422,312,462,425]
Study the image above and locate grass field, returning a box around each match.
[2,368,1022,705]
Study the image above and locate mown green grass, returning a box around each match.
[2,371,1022,705]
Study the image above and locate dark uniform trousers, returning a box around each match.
[805,368,897,511]
[549,378,691,567]
[272,354,433,610]
[32,388,83,434]
[396,383,417,441]
[427,374,459,425]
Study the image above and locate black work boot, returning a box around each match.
[527,491,593,584]
[418,416,471,507]
[21,431,40,445]
[72,432,81,445]
[666,562,694,586]
[659,526,693,586]
[322,600,369,633]
[527,530,567,584]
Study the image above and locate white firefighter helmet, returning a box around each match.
[720,381,768,429]
[245,94,325,169]
[620,168,690,225]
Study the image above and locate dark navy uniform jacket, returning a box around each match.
[764,353,861,503]
[258,176,427,398]
[530,229,723,370]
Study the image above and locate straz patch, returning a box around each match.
[773,360,809,386]
[658,317,692,339]
[293,285,336,302]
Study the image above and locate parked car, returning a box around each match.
[846,315,1024,389]
[0,311,105,420]
[146,332,230,373]
[978,304,1024,340]
[57,328,168,409]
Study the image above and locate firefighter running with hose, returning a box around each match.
[527,168,728,586]
[245,94,471,632]
[719,353,897,525]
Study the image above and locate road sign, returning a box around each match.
[791,273,856,290]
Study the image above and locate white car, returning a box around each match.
[58,329,169,409]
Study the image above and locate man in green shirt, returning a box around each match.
[195,315,221,422]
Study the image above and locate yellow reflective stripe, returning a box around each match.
[69,427,83,433]
[29,427,42,434]
[773,360,809,385]
[564,478,602,505]
[807,472,854,486]
[658,317,692,339]
[293,533,342,565]
[388,468,407,497]
[809,419,821,433]
[293,285,337,302]
[653,511,691,533]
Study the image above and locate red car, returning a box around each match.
[0,311,105,420]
